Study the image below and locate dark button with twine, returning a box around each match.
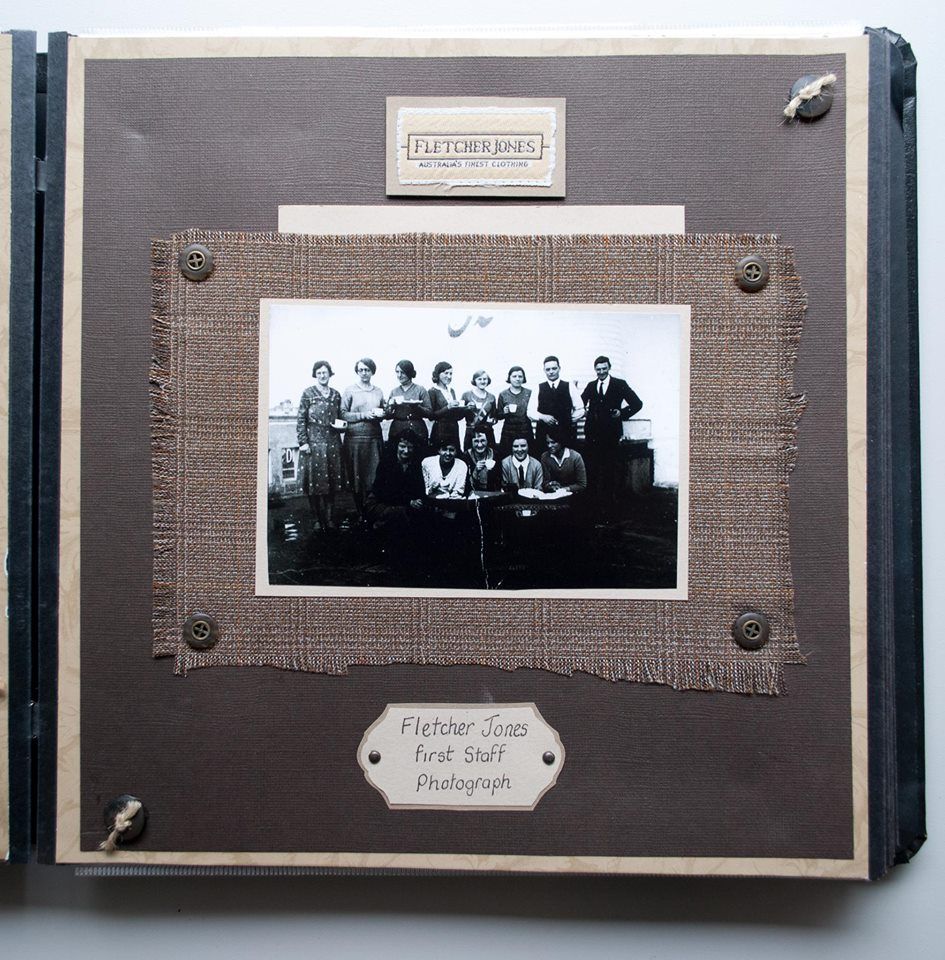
[183,612,220,650]
[788,74,835,120]
[179,242,214,281]
[732,612,771,650]
[101,794,147,850]
[735,254,770,293]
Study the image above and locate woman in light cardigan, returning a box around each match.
[340,357,385,520]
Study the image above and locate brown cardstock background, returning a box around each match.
[71,44,856,861]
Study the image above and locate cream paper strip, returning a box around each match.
[278,204,685,235]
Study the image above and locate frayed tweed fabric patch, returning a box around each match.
[151,231,806,694]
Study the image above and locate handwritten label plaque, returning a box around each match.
[358,704,565,810]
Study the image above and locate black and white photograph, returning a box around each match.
[256,300,689,597]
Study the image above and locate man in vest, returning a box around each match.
[527,355,584,449]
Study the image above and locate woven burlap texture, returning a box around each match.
[152,231,806,694]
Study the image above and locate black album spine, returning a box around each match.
[865,26,925,879]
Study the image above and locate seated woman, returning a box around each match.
[464,427,501,492]
[421,441,469,499]
[501,437,544,492]
[364,436,425,529]
[539,430,587,494]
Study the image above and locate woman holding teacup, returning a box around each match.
[465,427,501,492]
[461,369,497,451]
[495,364,534,459]
[428,361,466,455]
[386,359,432,453]
[297,359,347,532]
[340,357,386,521]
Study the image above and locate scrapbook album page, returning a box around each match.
[34,29,921,876]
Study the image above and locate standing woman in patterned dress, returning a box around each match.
[297,360,346,532]
[340,357,385,522]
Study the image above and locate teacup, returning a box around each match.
[507,403,518,413]
[333,419,346,429]
[484,459,495,470]
[372,407,385,417]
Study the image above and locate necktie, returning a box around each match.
[518,464,526,487]
[598,380,604,397]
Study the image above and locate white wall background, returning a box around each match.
[5,2,944,958]
[269,301,683,484]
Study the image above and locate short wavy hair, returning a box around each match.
[354,357,376,375]
[395,359,417,380]
[506,365,527,384]
[431,361,453,385]
[311,360,334,377]
[471,369,492,386]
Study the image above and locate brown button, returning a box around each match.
[103,795,147,844]
[183,613,220,650]
[179,242,214,281]
[732,612,771,650]
[735,255,770,292]
[789,74,834,120]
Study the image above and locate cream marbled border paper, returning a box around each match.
[0,32,11,861]
[56,34,869,876]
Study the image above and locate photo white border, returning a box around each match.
[255,298,690,600]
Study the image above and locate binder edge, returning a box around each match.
[864,25,925,879]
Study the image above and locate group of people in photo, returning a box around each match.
[295,354,643,533]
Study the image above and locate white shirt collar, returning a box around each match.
[596,375,611,393]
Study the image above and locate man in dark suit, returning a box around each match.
[580,355,643,516]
